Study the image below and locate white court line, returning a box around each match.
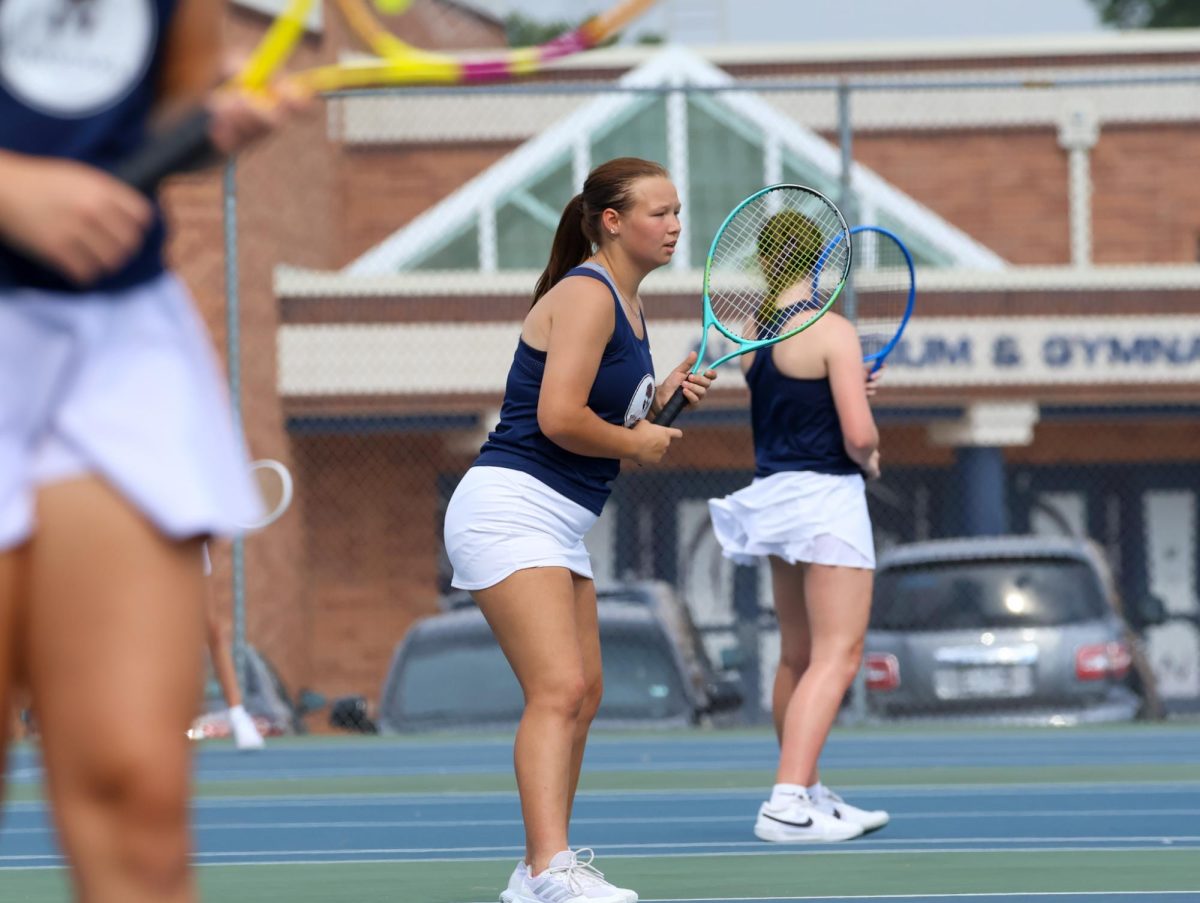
[629,895,1200,902]
[6,782,1200,813]
[191,779,1200,803]
[592,894,1200,902]
[614,895,1200,902]
[4,809,1200,836]
[6,838,1197,864]
[4,832,1199,855]
[3,846,1198,872]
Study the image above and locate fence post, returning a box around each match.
[222,156,248,692]
[837,79,869,725]
[836,78,859,323]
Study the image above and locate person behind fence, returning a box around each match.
[0,2,302,899]
[443,157,717,903]
[202,545,266,750]
[707,209,888,844]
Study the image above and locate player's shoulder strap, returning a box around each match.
[564,263,621,305]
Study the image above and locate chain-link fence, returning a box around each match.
[210,55,1200,736]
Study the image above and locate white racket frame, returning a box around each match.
[239,458,295,532]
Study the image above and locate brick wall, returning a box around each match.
[167,2,509,716]
[166,11,1200,721]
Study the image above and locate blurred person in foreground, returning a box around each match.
[0,1,303,899]
[708,210,888,843]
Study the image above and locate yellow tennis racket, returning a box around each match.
[115,0,657,192]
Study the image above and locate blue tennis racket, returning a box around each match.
[656,184,853,426]
[846,225,916,373]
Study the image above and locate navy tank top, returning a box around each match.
[474,264,656,515]
[746,307,861,478]
[0,0,178,293]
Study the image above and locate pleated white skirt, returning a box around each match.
[708,470,875,569]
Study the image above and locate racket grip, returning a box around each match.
[113,108,217,195]
[654,385,688,427]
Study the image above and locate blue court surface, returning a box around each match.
[3,724,1199,901]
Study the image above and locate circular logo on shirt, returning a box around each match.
[624,373,656,428]
[0,0,157,118]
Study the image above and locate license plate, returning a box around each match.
[934,665,1034,700]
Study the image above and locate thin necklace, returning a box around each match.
[595,254,641,321]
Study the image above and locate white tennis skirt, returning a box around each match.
[0,274,262,551]
[708,470,875,570]
[444,466,598,591]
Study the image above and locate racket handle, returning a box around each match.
[113,108,217,195]
[654,385,688,427]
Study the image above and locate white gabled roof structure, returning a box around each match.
[339,45,1005,281]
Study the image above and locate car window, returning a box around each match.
[596,627,691,719]
[872,557,1109,631]
[386,624,690,727]
[392,640,523,723]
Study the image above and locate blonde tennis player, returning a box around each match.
[709,211,888,844]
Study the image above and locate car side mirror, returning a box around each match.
[1136,594,1168,629]
[329,694,378,734]
[704,679,743,714]
[296,689,327,716]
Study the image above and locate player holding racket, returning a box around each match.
[707,210,888,843]
[443,158,715,903]
[0,2,300,899]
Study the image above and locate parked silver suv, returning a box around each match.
[862,536,1158,724]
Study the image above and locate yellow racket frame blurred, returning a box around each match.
[234,0,657,95]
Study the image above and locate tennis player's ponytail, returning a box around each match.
[533,156,670,306]
[534,194,590,304]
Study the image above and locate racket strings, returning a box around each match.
[850,229,914,357]
[706,188,851,340]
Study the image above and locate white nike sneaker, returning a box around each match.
[229,705,265,751]
[753,791,864,843]
[501,850,631,903]
[813,784,889,833]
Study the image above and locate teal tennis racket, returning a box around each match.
[656,184,852,426]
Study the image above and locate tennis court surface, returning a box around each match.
[3,724,1199,902]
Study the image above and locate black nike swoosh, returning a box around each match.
[762,811,814,829]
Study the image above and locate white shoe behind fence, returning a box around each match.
[229,705,265,751]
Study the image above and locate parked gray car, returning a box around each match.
[861,536,1159,724]
[373,581,741,733]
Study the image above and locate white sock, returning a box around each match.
[807,781,825,801]
[529,852,570,880]
[229,704,248,719]
[769,783,806,807]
